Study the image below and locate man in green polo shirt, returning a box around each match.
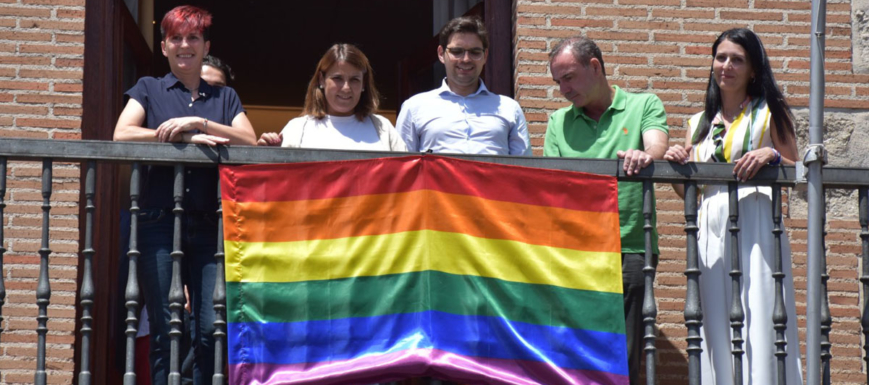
[544,36,668,385]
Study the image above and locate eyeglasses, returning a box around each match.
[446,47,485,60]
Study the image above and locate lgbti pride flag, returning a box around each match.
[220,156,627,385]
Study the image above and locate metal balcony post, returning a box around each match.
[859,188,869,384]
[77,161,96,385]
[35,159,53,385]
[0,157,6,342]
[168,165,185,385]
[642,180,657,384]
[771,184,788,385]
[683,181,702,385]
[213,184,227,385]
[728,182,745,385]
[124,163,142,385]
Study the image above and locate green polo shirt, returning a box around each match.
[543,86,667,254]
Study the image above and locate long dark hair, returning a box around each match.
[693,28,794,145]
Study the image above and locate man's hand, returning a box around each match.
[617,149,653,176]
[155,117,203,143]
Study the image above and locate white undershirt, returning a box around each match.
[296,115,383,150]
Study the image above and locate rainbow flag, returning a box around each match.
[220,156,627,385]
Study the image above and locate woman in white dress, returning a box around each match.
[257,43,405,151]
[664,28,801,384]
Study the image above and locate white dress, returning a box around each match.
[689,99,802,385]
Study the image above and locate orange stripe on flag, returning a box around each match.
[222,189,621,253]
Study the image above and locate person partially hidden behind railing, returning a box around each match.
[663,28,802,385]
[201,54,234,88]
[112,5,257,385]
[256,43,405,151]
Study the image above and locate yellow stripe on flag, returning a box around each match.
[224,229,622,294]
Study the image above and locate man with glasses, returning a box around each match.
[397,16,530,155]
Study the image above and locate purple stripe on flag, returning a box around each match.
[229,348,628,385]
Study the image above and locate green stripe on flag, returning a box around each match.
[227,270,625,335]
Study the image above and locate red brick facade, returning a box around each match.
[1,0,868,383]
[0,0,84,383]
[515,0,868,383]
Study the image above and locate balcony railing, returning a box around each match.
[0,137,867,385]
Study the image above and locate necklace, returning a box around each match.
[719,96,751,121]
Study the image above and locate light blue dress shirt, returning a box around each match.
[396,79,531,155]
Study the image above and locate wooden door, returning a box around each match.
[79,1,152,383]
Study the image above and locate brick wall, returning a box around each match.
[515,0,869,383]
[0,0,866,383]
[0,0,84,383]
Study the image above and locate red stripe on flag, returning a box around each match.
[220,156,617,213]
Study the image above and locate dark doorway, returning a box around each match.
[152,1,435,111]
[148,1,493,133]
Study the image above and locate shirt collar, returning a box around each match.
[160,72,214,99]
[437,78,490,97]
[568,85,625,121]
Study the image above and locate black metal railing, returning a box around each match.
[0,138,867,385]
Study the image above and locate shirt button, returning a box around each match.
[185,188,190,192]
[188,103,193,107]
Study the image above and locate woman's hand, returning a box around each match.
[155,117,203,143]
[257,132,283,146]
[663,144,692,165]
[733,147,777,182]
[185,133,230,146]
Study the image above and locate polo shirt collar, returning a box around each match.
[160,72,213,99]
[437,78,490,97]
[568,85,625,120]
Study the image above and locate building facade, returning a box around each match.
[0,0,867,383]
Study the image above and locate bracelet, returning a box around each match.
[769,148,782,166]
[203,118,208,134]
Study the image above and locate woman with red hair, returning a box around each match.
[113,5,255,385]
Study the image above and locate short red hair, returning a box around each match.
[160,5,212,41]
